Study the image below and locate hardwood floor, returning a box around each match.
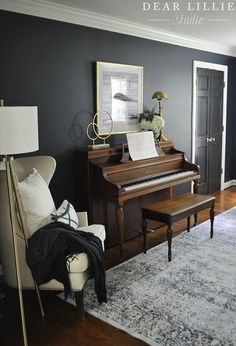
[0,188,236,346]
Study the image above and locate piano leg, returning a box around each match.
[116,204,124,260]
[193,179,200,194]
[167,225,173,262]
[142,218,148,254]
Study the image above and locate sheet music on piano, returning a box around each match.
[126,131,158,161]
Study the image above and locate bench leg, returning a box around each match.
[187,216,190,232]
[167,224,173,262]
[143,218,148,254]
[210,205,215,238]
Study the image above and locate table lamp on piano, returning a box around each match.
[152,90,168,141]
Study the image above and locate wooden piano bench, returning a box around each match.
[142,193,215,261]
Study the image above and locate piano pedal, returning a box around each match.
[147,228,155,233]
[138,228,155,235]
[138,228,155,236]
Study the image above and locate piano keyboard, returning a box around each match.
[122,171,196,191]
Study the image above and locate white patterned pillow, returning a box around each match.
[51,200,79,229]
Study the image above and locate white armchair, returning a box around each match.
[0,156,106,319]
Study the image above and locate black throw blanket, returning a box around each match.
[26,222,106,303]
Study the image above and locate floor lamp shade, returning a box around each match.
[0,106,38,155]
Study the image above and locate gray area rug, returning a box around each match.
[61,207,236,346]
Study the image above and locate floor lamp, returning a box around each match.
[0,105,45,346]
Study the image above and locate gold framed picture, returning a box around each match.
[96,61,143,135]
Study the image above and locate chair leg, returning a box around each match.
[74,290,85,320]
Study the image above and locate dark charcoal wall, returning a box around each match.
[0,10,235,207]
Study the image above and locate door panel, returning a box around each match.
[211,96,222,133]
[196,96,208,136]
[198,74,209,90]
[208,141,222,193]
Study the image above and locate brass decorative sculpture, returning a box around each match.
[86,111,113,149]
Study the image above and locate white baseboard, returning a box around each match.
[223,180,236,189]
[224,180,233,189]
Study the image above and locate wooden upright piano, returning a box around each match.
[77,141,200,258]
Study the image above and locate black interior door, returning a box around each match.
[195,68,224,194]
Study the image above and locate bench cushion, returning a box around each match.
[142,193,215,224]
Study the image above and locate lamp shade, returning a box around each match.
[0,106,38,155]
[152,91,168,100]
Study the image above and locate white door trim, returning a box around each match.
[192,60,228,191]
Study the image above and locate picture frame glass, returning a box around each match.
[97,62,143,135]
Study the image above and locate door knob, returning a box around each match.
[211,137,216,142]
[206,137,212,142]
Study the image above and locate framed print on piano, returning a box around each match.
[96,61,143,135]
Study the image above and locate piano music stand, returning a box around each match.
[155,140,165,156]
[120,143,130,163]
[121,141,165,163]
